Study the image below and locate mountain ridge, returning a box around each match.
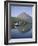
[17,12,32,23]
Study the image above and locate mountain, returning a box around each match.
[17,12,32,23]
[10,12,32,32]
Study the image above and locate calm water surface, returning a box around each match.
[10,27,32,39]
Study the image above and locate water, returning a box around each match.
[10,26,32,39]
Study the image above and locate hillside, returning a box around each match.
[17,12,32,23]
[10,12,32,32]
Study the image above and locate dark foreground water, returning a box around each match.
[10,27,32,39]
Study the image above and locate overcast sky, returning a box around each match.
[11,6,32,17]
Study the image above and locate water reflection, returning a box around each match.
[10,26,32,39]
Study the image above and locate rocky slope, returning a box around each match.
[17,12,32,23]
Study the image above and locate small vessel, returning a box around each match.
[14,22,20,28]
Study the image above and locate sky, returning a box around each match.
[11,6,32,17]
